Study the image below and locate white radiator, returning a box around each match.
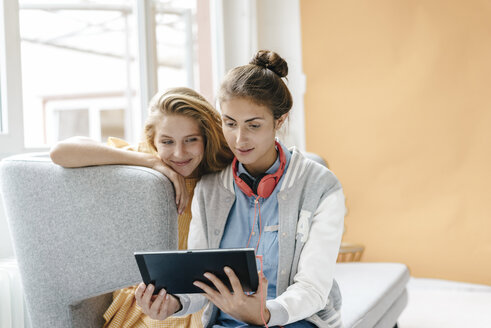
[0,259,31,328]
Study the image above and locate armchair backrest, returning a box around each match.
[0,153,178,328]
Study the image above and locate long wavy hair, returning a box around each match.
[144,87,233,175]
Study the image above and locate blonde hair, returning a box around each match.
[143,87,233,176]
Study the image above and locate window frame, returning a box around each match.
[0,0,25,158]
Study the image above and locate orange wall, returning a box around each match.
[300,0,491,285]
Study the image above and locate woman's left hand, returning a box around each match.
[193,267,270,325]
[150,158,188,215]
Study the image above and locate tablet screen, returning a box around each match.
[134,248,259,294]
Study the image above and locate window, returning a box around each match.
[17,0,197,148]
[19,1,138,147]
[154,0,196,90]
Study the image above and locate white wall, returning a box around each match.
[256,0,306,150]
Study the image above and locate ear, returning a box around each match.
[274,113,288,130]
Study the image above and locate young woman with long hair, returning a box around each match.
[51,87,234,328]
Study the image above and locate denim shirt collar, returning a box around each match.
[237,147,281,181]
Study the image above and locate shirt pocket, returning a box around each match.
[260,225,279,279]
[263,224,279,232]
[261,225,279,253]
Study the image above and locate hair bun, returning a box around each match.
[250,50,288,78]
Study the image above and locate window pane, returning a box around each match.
[154,0,197,90]
[19,0,138,147]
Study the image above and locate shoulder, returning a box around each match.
[196,164,235,194]
[107,137,133,149]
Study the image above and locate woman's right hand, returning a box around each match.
[135,283,182,320]
[151,159,188,215]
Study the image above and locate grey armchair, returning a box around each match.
[1,153,178,327]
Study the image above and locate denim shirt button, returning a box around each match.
[214,229,220,235]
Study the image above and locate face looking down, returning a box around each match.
[153,114,204,178]
[220,97,287,177]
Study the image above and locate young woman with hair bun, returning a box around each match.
[136,51,345,328]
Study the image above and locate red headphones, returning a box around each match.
[232,141,286,198]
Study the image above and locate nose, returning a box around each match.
[174,142,185,158]
[236,126,248,145]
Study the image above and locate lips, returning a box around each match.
[171,159,192,166]
[236,148,254,155]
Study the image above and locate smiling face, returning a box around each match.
[221,97,287,177]
[153,114,204,177]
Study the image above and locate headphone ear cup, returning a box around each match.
[253,173,268,196]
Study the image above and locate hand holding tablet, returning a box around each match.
[134,248,259,295]
[134,282,181,320]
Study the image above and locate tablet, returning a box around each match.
[134,248,259,294]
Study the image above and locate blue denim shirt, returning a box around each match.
[216,143,291,327]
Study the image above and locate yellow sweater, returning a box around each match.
[103,138,203,328]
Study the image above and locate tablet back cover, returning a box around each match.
[134,248,258,294]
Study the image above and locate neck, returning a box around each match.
[243,145,278,177]
[187,167,200,179]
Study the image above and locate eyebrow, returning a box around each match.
[158,133,201,139]
[222,115,265,123]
